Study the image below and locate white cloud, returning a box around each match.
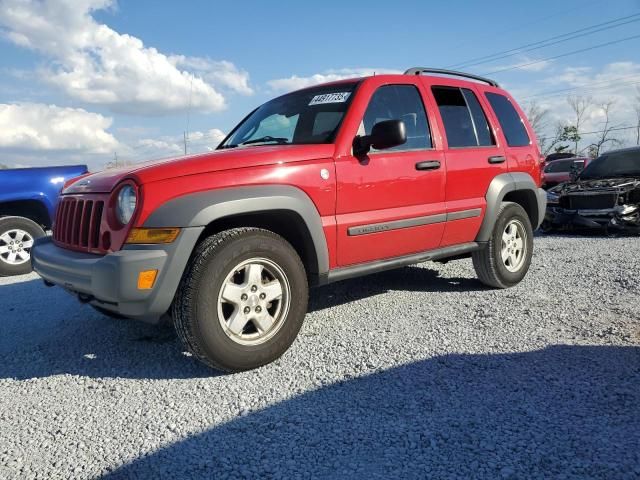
[188,128,226,145]
[267,68,401,92]
[0,103,118,153]
[515,61,640,152]
[127,128,226,160]
[171,57,253,96]
[0,0,252,115]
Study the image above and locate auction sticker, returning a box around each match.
[309,92,351,105]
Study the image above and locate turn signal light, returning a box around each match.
[137,270,158,290]
[126,228,180,244]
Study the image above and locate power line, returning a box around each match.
[449,13,640,70]
[483,33,640,75]
[576,125,638,136]
[519,76,640,101]
[445,1,601,54]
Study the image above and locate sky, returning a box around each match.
[1,0,640,169]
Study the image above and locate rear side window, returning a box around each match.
[545,159,585,173]
[362,85,432,151]
[432,86,495,148]
[544,160,573,173]
[485,92,530,147]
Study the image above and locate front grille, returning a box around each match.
[561,192,617,210]
[53,197,105,250]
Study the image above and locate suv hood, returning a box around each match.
[64,144,334,194]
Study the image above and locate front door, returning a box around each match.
[334,81,447,266]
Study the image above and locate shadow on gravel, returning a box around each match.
[537,230,640,239]
[0,279,213,380]
[105,345,640,479]
[0,265,486,380]
[309,265,486,313]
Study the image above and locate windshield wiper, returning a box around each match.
[241,136,290,146]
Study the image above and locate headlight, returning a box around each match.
[116,185,137,225]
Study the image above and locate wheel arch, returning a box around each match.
[476,172,546,242]
[143,185,330,279]
[0,198,52,229]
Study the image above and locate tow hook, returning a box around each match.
[43,280,55,287]
[78,293,94,304]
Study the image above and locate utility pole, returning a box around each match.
[183,132,188,155]
[114,151,118,168]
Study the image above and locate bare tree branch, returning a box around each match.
[567,95,593,154]
[586,100,623,158]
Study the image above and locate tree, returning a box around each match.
[567,95,593,154]
[540,122,579,156]
[586,100,622,158]
[0,163,8,170]
[524,101,550,151]
[524,101,550,136]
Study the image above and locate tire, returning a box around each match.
[0,216,46,277]
[172,227,308,372]
[472,202,534,289]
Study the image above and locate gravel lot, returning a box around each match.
[0,233,639,479]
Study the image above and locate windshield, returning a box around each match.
[579,149,640,179]
[220,82,359,148]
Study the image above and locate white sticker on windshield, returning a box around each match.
[309,92,351,106]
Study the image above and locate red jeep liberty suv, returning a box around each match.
[33,68,546,372]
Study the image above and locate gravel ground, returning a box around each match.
[0,233,639,479]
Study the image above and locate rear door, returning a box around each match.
[423,80,508,246]
[484,90,539,184]
[334,79,447,266]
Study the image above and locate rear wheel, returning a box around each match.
[0,216,45,277]
[172,227,308,372]
[472,202,533,288]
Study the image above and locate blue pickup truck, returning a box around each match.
[0,165,88,276]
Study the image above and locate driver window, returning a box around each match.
[361,85,432,152]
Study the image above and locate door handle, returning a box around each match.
[488,155,506,164]
[415,160,441,171]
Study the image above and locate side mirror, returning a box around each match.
[353,119,407,156]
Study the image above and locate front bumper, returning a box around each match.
[544,206,640,231]
[32,227,204,322]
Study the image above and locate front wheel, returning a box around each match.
[0,216,46,277]
[472,202,534,288]
[172,227,308,372]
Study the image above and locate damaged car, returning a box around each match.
[543,146,640,233]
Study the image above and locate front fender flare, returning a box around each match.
[143,185,330,274]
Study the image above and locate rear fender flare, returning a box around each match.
[476,172,546,242]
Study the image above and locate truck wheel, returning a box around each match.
[172,227,308,372]
[0,216,46,277]
[472,202,533,288]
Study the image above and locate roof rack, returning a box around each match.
[404,67,499,88]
